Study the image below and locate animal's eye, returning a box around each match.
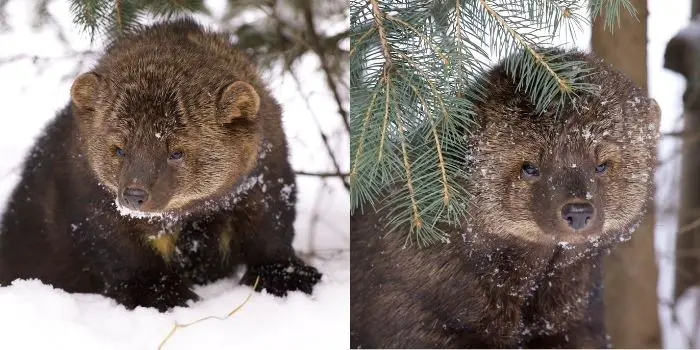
[169,151,184,161]
[595,161,609,174]
[115,147,126,157]
[521,162,540,177]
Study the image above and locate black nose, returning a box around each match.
[122,187,149,209]
[561,203,594,230]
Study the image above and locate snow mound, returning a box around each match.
[0,252,349,350]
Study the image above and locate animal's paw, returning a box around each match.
[106,276,199,312]
[241,260,322,297]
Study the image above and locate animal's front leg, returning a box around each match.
[236,220,322,296]
[241,257,322,296]
[77,224,199,312]
[103,267,199,312]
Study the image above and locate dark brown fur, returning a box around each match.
[350,50,660,348]
[0,19,321,311]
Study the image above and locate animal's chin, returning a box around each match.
[553,231,604,246]
[114,199,180,220]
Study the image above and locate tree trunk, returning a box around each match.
[591,1,662,348]
[692,0,700,19]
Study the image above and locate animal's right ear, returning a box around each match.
[70,73,100,111]
[218,81,260,123]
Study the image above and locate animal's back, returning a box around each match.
[350,208,478,349]
[0,106,104,292]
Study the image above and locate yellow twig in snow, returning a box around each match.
[158,276,260,350]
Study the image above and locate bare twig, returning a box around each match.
[306,180,328,254]
[158,276,260,350]
[0,51,98,65]
[301,0,349,135]
[295,170,349,178]
[289,70,350,191]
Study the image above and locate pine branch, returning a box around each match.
[370,0,392,68]
[408,84,450,206]
[350,86,380,179]
[69,0,109,40]
[480,0,566,88]
[589,0,636,32]
[68,0,209,40]
[391,84,422,230]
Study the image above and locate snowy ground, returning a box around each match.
[0,1,349,349]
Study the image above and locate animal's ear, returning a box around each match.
[218,81,260,123]
[648,98,661,133]
[70,72,100,111]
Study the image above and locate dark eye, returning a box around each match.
[521,162,540,177]
[595,161,609,174]
[169,151,184,161]
[115,147,126,157]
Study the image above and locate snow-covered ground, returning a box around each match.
[0,1,349,349]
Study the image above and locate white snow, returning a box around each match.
[0,258,348,350]
[0,1,349,349]
[671,286,700,347]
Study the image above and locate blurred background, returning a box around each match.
[554,0,693,347]
[524,0,700,347]
[512,0,700,346]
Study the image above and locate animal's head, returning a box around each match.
[466,51,660,247]
[70,71,262,216]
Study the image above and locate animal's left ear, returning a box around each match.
[648,98,661,133]
[71,72,100,111]
[218,81,260,123]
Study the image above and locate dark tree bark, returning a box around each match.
[692,0,700,19]
[591,0,662,347]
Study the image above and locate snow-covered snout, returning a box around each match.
[515,138,609,243]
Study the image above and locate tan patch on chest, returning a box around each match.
[146,224,182,263]
[149,234,177,262]
[219,222,233,261]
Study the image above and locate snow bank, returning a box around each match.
[0,253,348,350]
